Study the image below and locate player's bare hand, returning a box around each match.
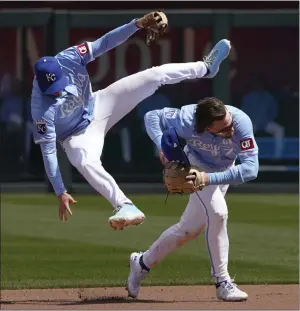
[185,175,196,181]
[186,172,210,186]
[159,150,169,165]
[58,192,77,222]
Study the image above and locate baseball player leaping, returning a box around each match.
[31,10,231,231]
[126,94,259,298]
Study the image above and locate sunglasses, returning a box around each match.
[208,113,234,134]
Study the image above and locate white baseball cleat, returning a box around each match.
[216,280,248,301]
[108,203,145,230]
[126,252,149,298]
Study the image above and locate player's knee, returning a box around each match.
[69,149,88,171]
[176,221,204,246]
[74,157,86,171]
[185,226,204,240]
[209,212,228,225]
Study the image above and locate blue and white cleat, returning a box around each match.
[216,280,248,301]
[108,203,145,230]
[126,252,149,298]
[203,39,231,78]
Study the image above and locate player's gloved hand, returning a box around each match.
[163,161,208,194]
[136,10,168,45]
[58,192,77,221]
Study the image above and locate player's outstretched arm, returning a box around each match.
[40,141,77,221]
[89,10,168,59]
[57,19,140,66]
[58,11,168,67]
[89,19,140,60]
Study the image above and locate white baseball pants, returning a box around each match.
[142,152,231,283]
[63,62,208,208]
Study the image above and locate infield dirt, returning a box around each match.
[1,285,299,310]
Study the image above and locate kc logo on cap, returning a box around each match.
[46,73,56,83]
[34,56,68,95]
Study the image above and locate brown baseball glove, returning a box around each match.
[163,161,206,194]
[136,11,168,45]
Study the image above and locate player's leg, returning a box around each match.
[93,62,206,133]
[81,39,230,230]
[84,60,208,228]
[138,185,230,274]
[93,39,231,133]
[136,185,230,276]
[194,185,248,301]
[62,123,145,230]
[126,193,206,298]
[127,184,247,301]
[197,186,230,282]
[142,194,206,268]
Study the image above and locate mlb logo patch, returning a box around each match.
[76,43,88,56]
[240,138,254,151]
[36,120,47,135]
[165,109,178,119]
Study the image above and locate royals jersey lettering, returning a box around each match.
[145,104,259,171]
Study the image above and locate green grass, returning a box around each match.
[1,193,299,289]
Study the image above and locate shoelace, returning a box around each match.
[225,282,235,290]
[224,279,239,292]
[203,50,218,66]
[113,206,121,214]
[217,278,237,291]
[230,276,236,286]
[113,203,134,214]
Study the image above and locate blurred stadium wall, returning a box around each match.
[0,2,298,194]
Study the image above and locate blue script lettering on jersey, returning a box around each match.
[144,104,258,172]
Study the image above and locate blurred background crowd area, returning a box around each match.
[0,1,298,184]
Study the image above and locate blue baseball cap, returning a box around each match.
[161,127,191,166]
[34,56,68,95]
